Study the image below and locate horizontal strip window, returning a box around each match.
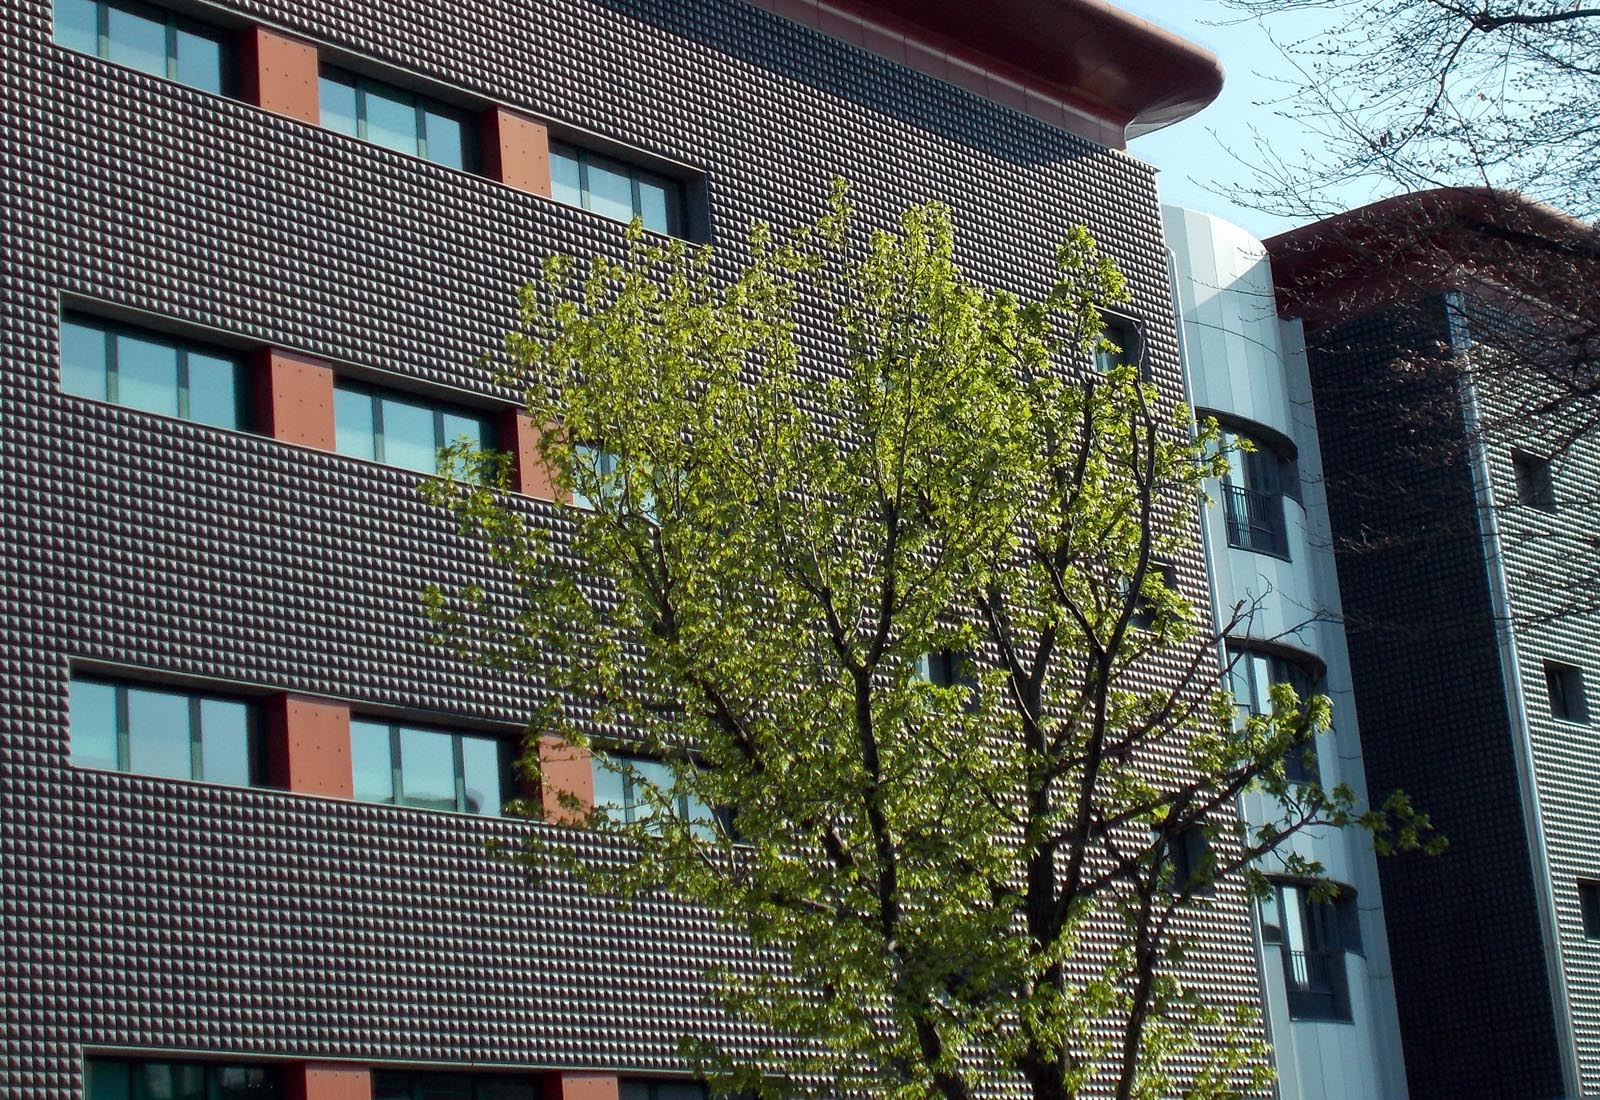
[621,1083,708,1100]
[593,752,726,839]
[62,313,249,429]
[374,1071,538,1100]
[87,1058,281,1100]
[54,0,234,95]
[320,66,477,171]
[71,674,263,788]
[334,381,496,475]
[351,718,514,816]
[551,141,686,237]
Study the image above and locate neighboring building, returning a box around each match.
[1267,189,1600,1100]
[1166,205,1409,1100]
[0,2,1278,1099]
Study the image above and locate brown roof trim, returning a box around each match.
[745,0,1224,148]
[1264,188,1600,328]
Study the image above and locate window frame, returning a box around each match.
[349,716,516,817]
[1226,643,1322,785]
[1578,880,1600,940]
[549,140,688,237]
[591,750,729,839]
[1093,314,1147,379]
[61,310,250,429]
[318,65,479,172]
[69,674,264,787]
[86,1056,282,1100]
[1258,880,1358,1022]
[1511,448,1557,512]
[1544,660,1588,723]
[55,0,237,95]
[332,379,497,476]
[1212,418,1297,559]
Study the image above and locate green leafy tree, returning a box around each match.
[423,185,1433,1100]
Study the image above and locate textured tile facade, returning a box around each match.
[0,0,1264,1095]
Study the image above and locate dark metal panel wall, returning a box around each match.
[0,0,1262,1095]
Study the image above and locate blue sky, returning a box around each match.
[1115,2,1386,240]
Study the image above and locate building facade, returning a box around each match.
[1267,190,1600,1099]
[0,1,1279,1099]
[1166,205,1409,1100]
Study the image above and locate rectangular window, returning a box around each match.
[1512,449,1557,511]
[550,142,686,237]
[1165,827,1214,896]
[318,67,477,171]
[70,674,261,787]
[1545,660,1588,723]
[87,1058,281,1100]
[54,0,233,94]
[373,1071,538,1100]
[620,1083,708,1100]
[1093,320,1142,376]
[333,381,495,475]
[1264,882,1354,1021]
[350,718,513,816]
[592,752,723,839]
[1227,645,1320,784]
[1579,880,1600,939]
[61,313,248,429]
[1217,424,1294,559]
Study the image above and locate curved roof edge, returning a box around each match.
[1265,188,1599,327]
[746,0,1224,148]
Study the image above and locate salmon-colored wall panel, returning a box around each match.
[538,735,594,825]
[544,1074,620,1100]
[287,1065,371,1100]
[482,108,552,196]
[265,695,353,799]
[255,348,337,451]
[240,27,321,125]
[499,411,565,502]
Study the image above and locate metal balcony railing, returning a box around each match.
[1223,483,1289,558]
[1284,949,1350,1021]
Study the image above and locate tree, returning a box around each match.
[422,187,1432,1100]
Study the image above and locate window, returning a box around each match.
[319,67,477,171]
[1512,449,1556,511]
[350,718,514,816]
[1094,319,1143,376]
[55,0,234,94]
[620,1083,708,1100]
[70,675,261,786]
[570,444,657,519]
[1228,645,1320,784]
[86,1058,281,1100]
[372,1071,537,1100]
[61,313,248,429]
[592,752,723,839]
[1216,424,1295,558]
[915,649,973,689]
[1544,660,1588,723]
[1165,827,1214,896]
[1259,881,1360,1021]
[334,382,495,475]
[550,142,686,236]
[1579,880,1600,939]
[1127,562,1177,633]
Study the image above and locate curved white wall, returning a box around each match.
[1165,205,1408,1100]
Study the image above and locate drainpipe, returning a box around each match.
[1450,291,1582,1099]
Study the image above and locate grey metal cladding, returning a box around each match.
[0,0,1261,1094]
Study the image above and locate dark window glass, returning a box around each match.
[86,1061,281,1100]
[1228,645,1320,784]
[56,0,233,94]
[1513,449,1557,511]
[1272,882,1355,1021]
[1546,660,1588,723]
[1095,322,1135,374]
[1579,880,1600,939]
[593,753,722,838]
[319,66,478,171]
[1165,827,1213,896]
[70,674,261,786]
[351,719,512,816]
[60,313,248,429]
[86,1058,132,1100]
[1217,424,1294,558]
[620,1082,708,1100]
[373,1070,538,1099]
[332,382,496,476]
[550,142,686,236]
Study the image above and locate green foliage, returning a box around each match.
[423,184,1435,1100]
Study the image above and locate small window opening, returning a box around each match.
[1545,661,1587,723]
[1512,450,1556,511]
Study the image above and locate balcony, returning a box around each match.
[1223,483,1289,559]
[1284,948,1351,1021]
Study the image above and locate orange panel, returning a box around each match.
[545,1074,620,1100]
[538,735,594,825]
[286,1065,372,1100]
[239,27,321,125]
[499,411,565,502]
[255,348,337,451]
[482,108,552,196]
[265,695,353,799]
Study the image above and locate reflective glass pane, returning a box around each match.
[350,720,395,804]
[174,24,224,93]
[70,678,119,769]
[399,726,457,810]
[629,757,673,824]
[373,1073,413,1100]
[334,386,376,459]
[54,0,99,55]
[125,685,192,779]
[479,1080,538,1100]
[618,1084,651,1100]
[87,1061,133,1100]
[440,410,487,452]
[115,331,179,416]
[199,697,252,786]
[459,734,504,816]
[141,1062,206,1100]
[591,754,627,817]
[416,1076,472,1100]
[186,350,242,428]
[319,71,358,136]
[215,1066,281,1100]
[656,1085,707,1100]
[363,81,418,155]
[61,317,108,399]
[585,156,635,222]
[637,177,674,234]
[378,394,437,472]
[106,1,167,77]
[423,106,465,169]
[551,146,582,207]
